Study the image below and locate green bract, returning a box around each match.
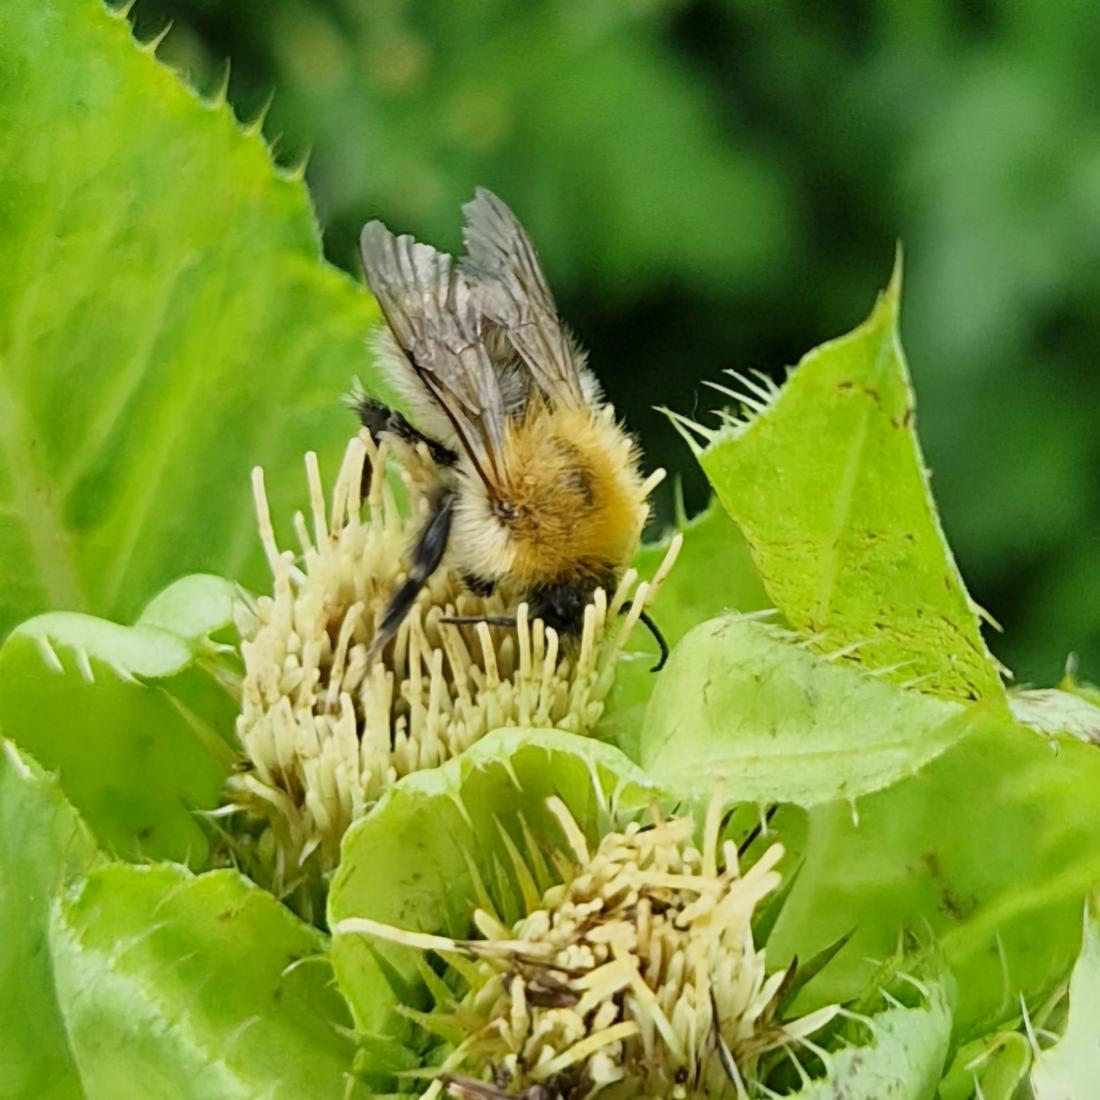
[940,1031,1034,1100]
[1010,686,1100,743]
[641,614,972,803]
[792,980,953,1100]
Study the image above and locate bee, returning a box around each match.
[356,188,664,666]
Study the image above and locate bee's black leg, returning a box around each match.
[354,395,458,468]
[366,489,457,664]
[439,614,518,628]
[459,571,495,597]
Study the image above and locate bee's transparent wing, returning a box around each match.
[360,221,512,494]
[461,187,585,406]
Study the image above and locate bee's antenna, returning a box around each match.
[620,601,669,673]
[439,615,518,628]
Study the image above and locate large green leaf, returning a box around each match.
[0,0,380,637]
[768,723,1100,1041]
[0,591,239,866]
[693,266,1004,705]
[0,740,98,1100]
[328,728,663,1039]
[630,496,771,644]
[50,863,369,1100]
[1031,898,1100,1098]
[640,614,971,804]
[601,497,770,757]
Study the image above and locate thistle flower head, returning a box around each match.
[340,793,837,1099]
[227,430,678,911]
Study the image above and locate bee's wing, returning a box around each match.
[360,221,512,495]
[461,188,585,407]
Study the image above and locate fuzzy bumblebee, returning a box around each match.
[356,189,662,662]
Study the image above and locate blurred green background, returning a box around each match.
[132,0,1100,686]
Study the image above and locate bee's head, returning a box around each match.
[528,573,613,636]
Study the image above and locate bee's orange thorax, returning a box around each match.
[498,404,648,585]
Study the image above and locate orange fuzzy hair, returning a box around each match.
[497,402,649,586]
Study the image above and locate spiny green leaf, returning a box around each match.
[696,265,1004,705]
[640,615,971,804]
[137,573,246,647]
[1031,897,1100,1098]
[0,740,99,1100]
[0,600,238,866]
[0,0,380,637]
[767,723,1100,1040]
[50,863,369,1099]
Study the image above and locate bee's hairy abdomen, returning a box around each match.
[491,403,648,588]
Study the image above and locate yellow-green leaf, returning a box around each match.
[641,615,972,804]
[695,266,1003,704]
[0,741,99,1100]
[50,864,369,1099]
[0,0,380,636]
